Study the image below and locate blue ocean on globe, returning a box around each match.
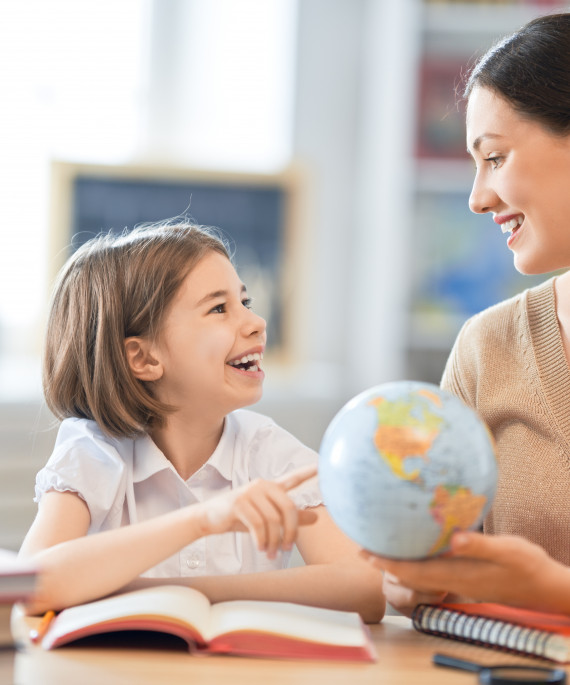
[318,381,497,559]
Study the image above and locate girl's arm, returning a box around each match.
[19,466,317,613]
[361,531,570,615]
[124,506,386,624]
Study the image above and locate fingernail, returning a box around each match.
[453,532,468,547]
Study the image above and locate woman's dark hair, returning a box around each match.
[43,221,231,438]
[464,12,570,135]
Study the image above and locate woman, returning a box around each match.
[373,12,570,616]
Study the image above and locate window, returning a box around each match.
[0,0,297,398]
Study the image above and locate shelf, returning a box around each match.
[415,158,473,193]
[423,3,564,36]
[409,312,466,351]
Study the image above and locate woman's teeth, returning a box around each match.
[501,217,522,234]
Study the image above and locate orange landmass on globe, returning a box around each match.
[369,394,444,482]
[416,388,443,407]
[428,484,487,556]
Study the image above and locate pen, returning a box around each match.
[29,610,55,643]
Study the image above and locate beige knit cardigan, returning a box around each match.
[441,277,570,565]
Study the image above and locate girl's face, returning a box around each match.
[151,251,267,420]
[466,86,570,275]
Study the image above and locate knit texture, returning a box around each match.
[441,277,570,565]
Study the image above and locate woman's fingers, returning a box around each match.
[382,571,448,617]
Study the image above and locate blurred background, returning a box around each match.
[0,0,566,551]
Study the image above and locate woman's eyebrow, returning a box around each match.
[469,132,503,154]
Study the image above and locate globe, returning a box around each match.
[318,381,497,559]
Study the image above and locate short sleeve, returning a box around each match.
[240,412,323,509]
[34,418,129,532]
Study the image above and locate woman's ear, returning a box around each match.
[124,337,163,381]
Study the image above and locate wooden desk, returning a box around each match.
[2,612,567,685]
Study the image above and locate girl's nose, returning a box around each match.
[244,307,267,337]
[469,172,498,214]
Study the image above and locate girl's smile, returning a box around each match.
[226,347,265,378]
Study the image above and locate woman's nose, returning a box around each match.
[469,172,498,214]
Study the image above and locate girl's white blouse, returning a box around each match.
[34,409,322,577]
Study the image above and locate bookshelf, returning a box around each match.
[408,0,567,382]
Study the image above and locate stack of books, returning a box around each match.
[0,548,37,648]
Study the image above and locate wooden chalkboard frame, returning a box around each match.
[48,161,303,360]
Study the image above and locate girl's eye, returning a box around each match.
[210,303,226,314]
[242,297,253,310]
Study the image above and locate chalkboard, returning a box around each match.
[59,167,294,350]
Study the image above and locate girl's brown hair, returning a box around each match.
[43,221,231,437]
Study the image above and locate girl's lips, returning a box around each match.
[226,349,265,378]
[228,365,265,379]
[226,347,265,365]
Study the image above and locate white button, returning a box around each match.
[186,552,202,569]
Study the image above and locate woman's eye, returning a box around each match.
[485,155,502,169]
[210,303,226,314]
[242,297,253,310]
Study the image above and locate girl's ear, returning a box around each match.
[124,337,163,381]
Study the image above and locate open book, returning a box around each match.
[41,585,376,661]
[413,602,570,662]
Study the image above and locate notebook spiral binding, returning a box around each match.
[411,605,552,659]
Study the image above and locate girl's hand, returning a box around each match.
[196,465,318,558]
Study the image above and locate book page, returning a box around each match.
[44,585,213,646]
[208,600,367,646]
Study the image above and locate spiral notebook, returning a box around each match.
[412,602,570,663]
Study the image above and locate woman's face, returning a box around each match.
[467,85,570,275]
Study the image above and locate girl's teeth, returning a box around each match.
[228,352,263,367]
[240,353,261,364]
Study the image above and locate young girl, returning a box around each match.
[367,12,570,616]
[21,222,385,622]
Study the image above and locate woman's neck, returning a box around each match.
[149,414,225,481]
